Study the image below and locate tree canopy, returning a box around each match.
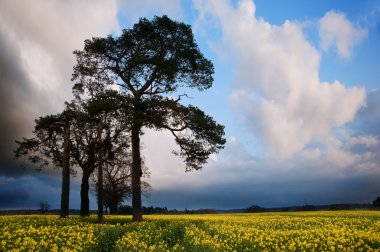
[15,108,73,218]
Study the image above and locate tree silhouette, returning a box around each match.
[72,15,226,221]
[15,91,132,220]
[92,152,151,215]
[95,162,131,215]
[15,108,73,218]
[69,90,131,221]
[38,201,51,214]
[373,197,380,207]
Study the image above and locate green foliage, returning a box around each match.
[91,225,128,252]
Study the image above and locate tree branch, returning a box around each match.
[111,63,137,96]
[138,68,158,95]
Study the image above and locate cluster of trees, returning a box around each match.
[118,205,217,215]
[118,205,169,215]
[244,205,268,213]
[38,201,51,214]
[373,197,380,207]
[14,16,225,222]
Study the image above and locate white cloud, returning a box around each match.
[0,0,120,115]
[348,135,380,148]
[318,11,367,59]
[326,148,358,168]
[141,129,194,190]
[141,129,255,191]
[299,148,321,160]
[0,0,122,164]
[195,0,366,159]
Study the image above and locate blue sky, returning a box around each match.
[0,0,379,210]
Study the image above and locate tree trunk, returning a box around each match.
[97,120,104,223]
[80,169,91,217]
[131,123,143,222]
[97,163,104,222]
[110,203,117,215]
[110,184,118,215]
[60,124,70,218]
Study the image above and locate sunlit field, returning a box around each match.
[1,211,380,251]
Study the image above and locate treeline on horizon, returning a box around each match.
[2,201,379,216]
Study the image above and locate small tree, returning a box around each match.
[94,161,132,215]
[373,197,380,207]
[92,157,151,215]
[38,201,51,214]
[73,15,226,221]
[15,109,73,218]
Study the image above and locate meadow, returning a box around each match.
[1,211,380,251]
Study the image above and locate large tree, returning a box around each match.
[69,91,131,218]
[86,92,126,222]
[72,15,226,221]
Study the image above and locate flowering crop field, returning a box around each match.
[1,211,380,251]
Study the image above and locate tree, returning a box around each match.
[15,109,73,218]
[245,205,267,213]
[83,91,133,222]
[38,201,51,214]
[72,15,226,221]
[92,153,151,215]
[69,91,131,220]
[373,197,380,207]
[68,108,98,217]
[15,92,131,220]
[98,163,131,214]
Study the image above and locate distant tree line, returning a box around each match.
[244,205,268,213]
[117,205,217,215]
[118,205,169,215]
[245,202,380,213]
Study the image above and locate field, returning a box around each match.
[1,211,380,251]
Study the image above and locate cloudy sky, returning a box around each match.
[1,0,380,210]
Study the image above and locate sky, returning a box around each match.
[0,0,380,210]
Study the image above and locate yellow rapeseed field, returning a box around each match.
[1,211,380,251]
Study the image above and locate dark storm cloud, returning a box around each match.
[0,188,29,209]
[145,170,380,210]
[0,0,121,210]
[0,25,60,177]
[0,172,91,210]
[0,0,120,177]
[0,24,40,176]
